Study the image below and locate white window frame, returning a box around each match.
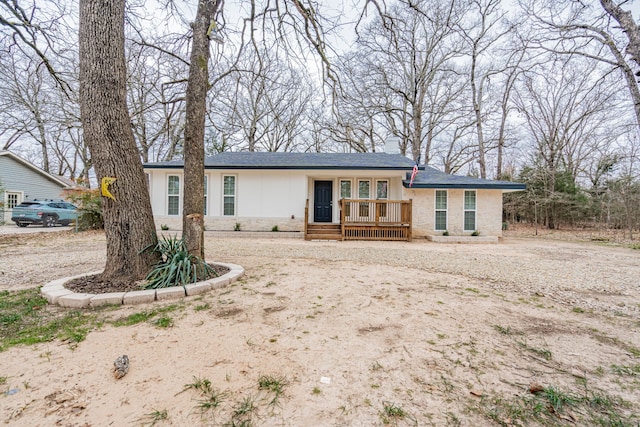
[203,175,208,216]
[375,180,388,200]
[376,179,389,217]
[357,179,371,218]
[357,179,371,199]
[434,189,448,231]
[339,179,352,199]
[4,191,23,209]
[222,175,236,217]
[167,175,181,216]
[463,190,477,232]
[340,179,353,218]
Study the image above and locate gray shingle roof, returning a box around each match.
[144,152,416,170]
[144,152,525,190]
[403,166,526,190]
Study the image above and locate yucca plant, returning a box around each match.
[143,235,216,289]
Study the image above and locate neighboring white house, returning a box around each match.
[0,151,73,224]
[143,152,525,239]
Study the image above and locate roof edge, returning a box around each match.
[0,151,72,188]
[402,181,527,190]
[144,164,415,171]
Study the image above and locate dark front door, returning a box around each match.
[314,181,333,222]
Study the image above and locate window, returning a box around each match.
[464,190,476,231]
[167,175,180,215]
[358,180,370,217]
[340,180,352,216]
[340,180,352,199]
[376,180,388,217]
[223,175,236,216]
[358,180,370,198]
[435,190,447,231]
[6,192,21,209]
[203,175,208,216]
[376,180,388,199]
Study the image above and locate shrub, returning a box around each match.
[234,222,241,231]
[160,224,169,231]
[471,230,480,236]
[442,230,449,236]
[63,188,103,230]
[143,235,217,289]
[271,225,279,232]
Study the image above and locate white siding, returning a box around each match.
[146,167,407,231]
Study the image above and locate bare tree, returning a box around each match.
[214,51,314,152]
[0,51,56,170]
[0,0,72,95]
[125,32,192,163]
[332,0,469,163]
[457,0,518,178]
[494,45,527,179]
[0,47,85,177]
[598,0,640,72]
[514,58,623,228]
[518,0,640,131]
[181,0,222,258]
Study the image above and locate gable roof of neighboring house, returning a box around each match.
[144,152,417,170]
[0,151,72,188]
[403,166,526,191]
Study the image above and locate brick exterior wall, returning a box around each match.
[405,188,504,237]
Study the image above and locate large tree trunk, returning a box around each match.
[182,0,221,258]
[599,0,640,68]
[598,1,640,129]
[79,0,158,281]
[470,52,487,179]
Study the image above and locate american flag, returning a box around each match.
[409,163,418,187]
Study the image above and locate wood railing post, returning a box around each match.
[304,198,309,240]
[340,199,345,240]
[408,199,412,241]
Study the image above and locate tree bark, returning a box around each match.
[599,0,640,69]
[470,52,487,179]
[79,0,158,281]
[597,1,640,129]
[182,0,221,258]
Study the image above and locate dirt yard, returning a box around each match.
[0,229,638,426]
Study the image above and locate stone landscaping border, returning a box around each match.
[41,262,244,308]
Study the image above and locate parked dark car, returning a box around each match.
[11,199,78,227]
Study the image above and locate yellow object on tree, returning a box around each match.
[101,177,116,200]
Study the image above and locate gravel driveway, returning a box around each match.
[1,229,638,319]
[0,223,74,235]
[1,229,639,426]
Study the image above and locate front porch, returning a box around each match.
[305,199,412,241]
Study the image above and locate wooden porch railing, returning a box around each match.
[304,198,309,238]
[340,199,412,241]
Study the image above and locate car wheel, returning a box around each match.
[43,215,57,227]
[17,222,28,228]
